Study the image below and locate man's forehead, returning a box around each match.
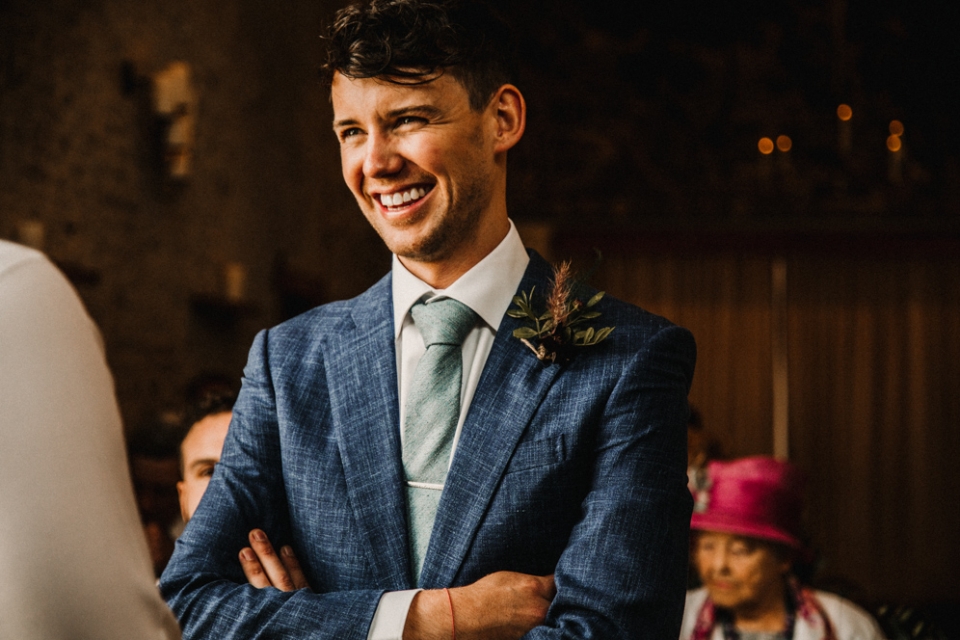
[331,72,466,121]
[182,412,230,450]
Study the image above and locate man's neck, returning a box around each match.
[398,217,511,289]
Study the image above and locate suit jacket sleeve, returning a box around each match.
[526,322,696,639]
[160,328,383,640]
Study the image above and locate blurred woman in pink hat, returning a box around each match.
[680,456,885,640]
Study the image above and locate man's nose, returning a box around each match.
[363,131,403,178]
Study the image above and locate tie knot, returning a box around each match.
[411,298,477,347]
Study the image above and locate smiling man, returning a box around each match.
[161,1,696,639]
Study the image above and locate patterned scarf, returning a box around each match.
[690,579,837,640]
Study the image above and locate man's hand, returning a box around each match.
[239,529,310,591]
[404,571,556,640]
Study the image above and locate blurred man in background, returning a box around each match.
[177,388,235,523]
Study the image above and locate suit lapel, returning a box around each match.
[325,276,413,589]
[420,256,562,588]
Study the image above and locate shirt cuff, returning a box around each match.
[366,589,421,640]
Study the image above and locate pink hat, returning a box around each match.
[690,456,806,550]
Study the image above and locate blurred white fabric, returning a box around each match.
[0,240,180,640]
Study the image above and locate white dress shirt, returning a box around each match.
[366,221,530,640]
[0,240,181,639]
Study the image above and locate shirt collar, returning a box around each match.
[392,220,530,338]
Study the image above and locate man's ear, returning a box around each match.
[491,84,526,153]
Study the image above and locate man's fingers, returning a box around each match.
[279,545,310,590]
[239,547,272,588]
[247,529,297,591]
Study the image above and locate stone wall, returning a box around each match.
[0,0,388,428]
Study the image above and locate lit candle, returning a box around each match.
[837,104,852,156]
[758,137,774,185]
[776,135,793,177]
[887,134,903,184]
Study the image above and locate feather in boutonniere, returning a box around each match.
[508,260,614,364]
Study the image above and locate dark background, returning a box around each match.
[494,0,960,227]
[2,0,958,632]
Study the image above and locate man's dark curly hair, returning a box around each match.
[321,0,518,111]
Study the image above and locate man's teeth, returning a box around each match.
[380,188,427,207]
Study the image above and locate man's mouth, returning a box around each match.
[377,186,430,211]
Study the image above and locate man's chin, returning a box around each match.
[383,230,451,265]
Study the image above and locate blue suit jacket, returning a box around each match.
[162,252,696,639]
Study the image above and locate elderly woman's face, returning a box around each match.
[694,531,791,613]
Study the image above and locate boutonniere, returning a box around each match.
[507,260,615,364]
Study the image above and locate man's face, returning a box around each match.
[332,72,503,276]
[177,411,231,523]
[693,531,790,614]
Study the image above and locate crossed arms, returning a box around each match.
[239,530,555,640]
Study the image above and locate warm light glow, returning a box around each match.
[776,135,792,152]
[887,135,902,152]
[837,104,853,121]
[758,137,774,154]
[889,120,904,136]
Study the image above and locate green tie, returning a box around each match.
[403,297,477,581]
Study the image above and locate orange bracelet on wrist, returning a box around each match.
[444,588,456,640]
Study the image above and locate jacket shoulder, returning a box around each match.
[518,251,694,364]
[523,250,685,337]
[267,272,391,339]
[584,287,693,359]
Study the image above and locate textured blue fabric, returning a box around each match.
[160,251,697,640]
[403,297,477,580]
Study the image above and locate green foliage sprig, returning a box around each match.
[507,261,615,363]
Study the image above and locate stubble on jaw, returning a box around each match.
[396,174,489,264]
[377,122,495,266]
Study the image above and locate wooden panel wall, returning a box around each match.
[787,256,960,603]
[595,253,775,457]
[576,239,960,605]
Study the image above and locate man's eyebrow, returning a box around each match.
[188,458,219,471]
[386,104,442,119]
[332,105,443,129]
[333,117,359,130]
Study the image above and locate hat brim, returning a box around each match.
[691,512,803,550]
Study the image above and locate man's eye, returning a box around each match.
[396,116,424,127]
[338,127,362,141]
[199,465,216,478]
